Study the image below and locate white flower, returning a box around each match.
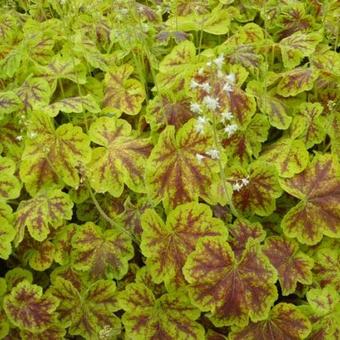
[198,67,204,76]
[206,61,212,67]
[15,135,23,141]
[213,54,224,69]
[224,124,238,137]
[226,73,236,84]
[190,102,201,113]
[206,148,220,160]
[223,82,234,93]
[201,82,211,93]
[221,111,233,121]
[195,153,205,163]
[203,96,220,111]
[190,79,200,89]
[195,116,207,134]
[28,131,38,139]
[217,70,225,78]
[241,177,250,186]
[232,182,243,192]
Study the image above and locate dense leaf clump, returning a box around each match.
[0,0,339,339]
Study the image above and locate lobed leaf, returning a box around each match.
[141,202,227,288]
[280,154,340,245]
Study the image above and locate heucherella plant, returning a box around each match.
[0,0,339,338]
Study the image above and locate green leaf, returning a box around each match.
[53,224,77,266]
[230,303,311,340]
[5,267,33,290]
[146,119,220,210]
[223,114,270,165]
[88,116,151,196]
[277,67,319,97]
[279,31,322,69]
[20,111,91,195]
[0,217,15,260]
[226,160,282,216]
[20,324,66,340]
[280,154,340,245]
[261,137,309,178]
[103,64,146,115]
[16,77,51,113]
[43,94,100,117]
[48,278,120,339]
[141,202,227,288]
[0,91,21,118]
[119,283,204,339]
[291,102,328,149]
[15,188,73,244]
[307,286,339,317]
[0,156,21,200]
[23,239,55,271]
[183,237,277,327]
[263,236,314,295]
[71,222,134,280]
[3,280,58,332]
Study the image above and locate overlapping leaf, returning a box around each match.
[0,91,21,118]
[141,202,227,288]
[146,119,219,210]
[71,222,134,280]
[277,67,319,97]
[20,111,91,195]
[88,116,151,196]
[226,161,282,216]
[3,280,58,332]
[263,236,314,295]
[48,278,120,339]
[183,237,277,327]
[119,283,204,339]
[230,303,311,340]
[0,156,21,200]
[260,137,309,178]
[14,189,73,244]
[280,154,340,245]
[103,64,145,115]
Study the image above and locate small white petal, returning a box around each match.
[206,148,220,160]
[190,79,200,89]
[190,102,201,113]
[226,73,236,84]
[221,111,234,121]
[203,96,220,111]
[232,182,243,192]
[201,82,211,93]
[196,153,205,162]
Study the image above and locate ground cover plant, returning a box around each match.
[0,0,339,339]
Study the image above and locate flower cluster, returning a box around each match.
[232,176,250,192]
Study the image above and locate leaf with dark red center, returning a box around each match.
[20,111,91,195]
[311,239,340,291]
[43,94,100,117]
[279,31,322,69]
[157,40,197,89]
[260,137,309,178]
[88,116,151,196]
[22,239,55,271]
[71,222,134,280]
[263,236,314,295]
[141,202,227,289]
[0,156,21,200]
[103,64,145,115]
[280,154,340,245]
[302,287,340,340]
[223,114,270,165]
[228,218,265,258]
[35,54,87,92]
[226,160,282,216]
[277,67,319,97]
[145,93,193,131]
[119,283,204,339]
[0,91,21,118]
[146,119,219,210]
[48,277,120,339]
[229,303,311,340]
[20,324,66,340]
[291,102,328,149]
[183,237,277,327]
[53,224,77,266]
[3,280,58,332]
[16,78,51,113]
[14,188,73,245]
[5,267,33,291]
[0,120,23,161]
